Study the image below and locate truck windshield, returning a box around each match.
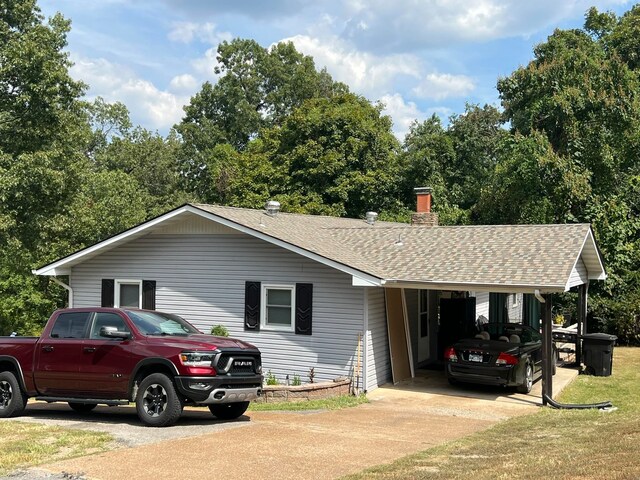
[125,310,201,336]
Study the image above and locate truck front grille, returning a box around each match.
[215,353,261,375]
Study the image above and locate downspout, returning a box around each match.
[51,277,74,308]
[534,289,545,304]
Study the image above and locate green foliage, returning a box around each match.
[265,370,279,386]
[291,373,302,386]
[211,324,230,337]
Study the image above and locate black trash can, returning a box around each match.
[581,333,617,376]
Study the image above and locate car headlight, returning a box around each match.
[179,351,215,367]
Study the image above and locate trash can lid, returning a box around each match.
[581,332,618,341]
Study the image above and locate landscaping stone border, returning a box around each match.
[257,377,351,402]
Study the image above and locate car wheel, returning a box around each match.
[68,402,97,413]
[136,373,182,427]
[517,363,533,394]
[0,371,27,418]
[208,401,250,420]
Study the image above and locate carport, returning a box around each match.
[378,219,606,404]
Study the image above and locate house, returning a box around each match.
[34,189,606,393]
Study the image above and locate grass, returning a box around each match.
[0,421,112,475]
[249,394,368,411]
[343,347,640,480]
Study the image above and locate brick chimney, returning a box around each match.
[411,187,438,226]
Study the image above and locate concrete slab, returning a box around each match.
[3,366,579,480]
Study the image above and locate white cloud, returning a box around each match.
[168,22,232,45]
[169,74,199,93]
[282,34,420,98]
[413,73,476,100]
[71,55,190,131]
[378,93,428,140]
[341,0,632,52]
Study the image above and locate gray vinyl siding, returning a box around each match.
[471,292,490,320]
[365,287,390,391]
[70,232,365,384]
[567,258,588,289]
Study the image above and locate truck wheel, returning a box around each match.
[517,363,533,394]
[208,401,250,420]
[136,373,182,427]
[0,371,27,418]
[68,402,97,413]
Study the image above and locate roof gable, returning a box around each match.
[34,203,606,292]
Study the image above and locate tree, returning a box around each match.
[258,93,402,217]
[498,27,640,195]
[175,38,347,200]
[473,131,591,225]
[0,0,85,154]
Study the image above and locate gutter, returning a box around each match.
[37,273,73,308]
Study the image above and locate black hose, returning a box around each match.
[543,394,613,410]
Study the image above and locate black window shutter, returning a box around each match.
[245,281,261,330]
[295,283,313,335]
[101,279,114,307]
[142,280,156,310]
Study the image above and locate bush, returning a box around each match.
[210,324,229,337]
[590,290,640,345]
[265,370,278,385]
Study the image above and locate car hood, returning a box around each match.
[144,334,258,351]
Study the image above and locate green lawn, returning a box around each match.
[249,394,368,411]
[343,347,640,480]
[0,421,112,475]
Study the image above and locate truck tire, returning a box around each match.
[135,373,182,427]
[208,401,250,420]
[68,402,97,413]
[0,371,27,418]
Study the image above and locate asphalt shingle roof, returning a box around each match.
[193,204,596,290]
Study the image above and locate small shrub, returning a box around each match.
[211,324,229,337]
[265,370,279,385]
[292,373,301,386]
[308,367,315,384]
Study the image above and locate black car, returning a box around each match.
[445,323,549,393]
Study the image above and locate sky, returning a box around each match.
[39,0,634,140]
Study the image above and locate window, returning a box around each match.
[89,312,131,339]
[115,280,142,308]
[50,312,91,339]
[261,285,295,331]
[419,290,429,338]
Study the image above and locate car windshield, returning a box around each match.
[125,310,201,336]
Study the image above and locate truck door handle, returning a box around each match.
[83,347,96,353]
[42,345,54,352]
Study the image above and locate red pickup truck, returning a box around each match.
[0,308,263,427]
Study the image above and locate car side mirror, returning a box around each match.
[99,326,131,340]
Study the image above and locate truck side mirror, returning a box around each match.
[99,326,131,340]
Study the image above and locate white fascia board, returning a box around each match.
[33,206,193,276]
[382,279,566,294]
[563,229,607,290]
[352,276,383,287]
[35,204,385,286]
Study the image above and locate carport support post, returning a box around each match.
[541,294,553,405]
[576,283,588,367]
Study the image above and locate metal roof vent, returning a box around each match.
[265,200,281,216]
[365,211,378,225]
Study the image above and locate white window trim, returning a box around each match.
[260,284,295,332]
[114,279,142,308]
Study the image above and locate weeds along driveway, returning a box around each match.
[28,383,546,480]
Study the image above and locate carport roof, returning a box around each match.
[34,203,606,293]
